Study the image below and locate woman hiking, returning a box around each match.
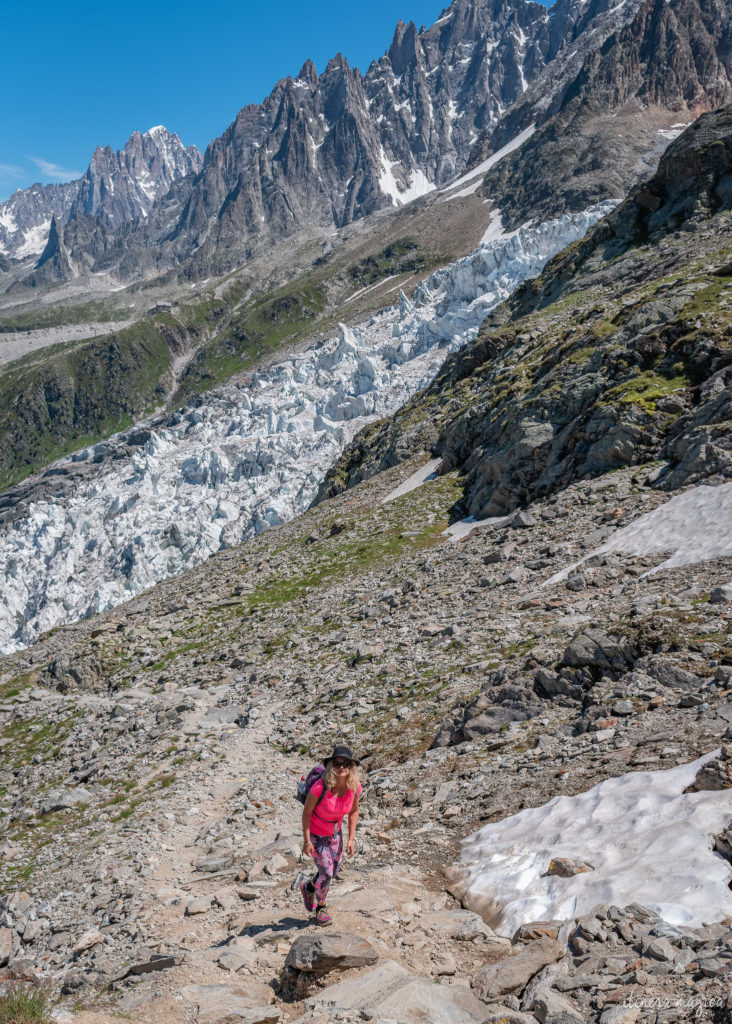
[300,745,361,926]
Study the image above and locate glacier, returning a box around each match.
[0,203,614,653]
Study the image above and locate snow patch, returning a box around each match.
[16,220,52,258]
[382,459,442,503]
[378,150,435,206]
[441,124,536,193]
[440,178,484,202]
[443,514,511,542]
[547,482,732,586]
[0,207,18,234]
[455,752,732,937]
[480,210,506,245]
[657,125,688,141]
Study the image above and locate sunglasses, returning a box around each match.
[333,760,352,770]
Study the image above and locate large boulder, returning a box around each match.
[562,629,634,673]
[305,959,487,1023]
[284,932,378,973]
[39,787,92,816]
[472,936,565,1001]
[181,982,278,1024]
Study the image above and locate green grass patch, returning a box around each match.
[602,371,690,411]
[177,280,328,397]
[0,981,52,1023]
[0,319,173,490]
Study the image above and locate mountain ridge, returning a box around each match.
[0,126,202,264]
[18,0,654,285]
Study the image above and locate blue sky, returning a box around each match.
[1,0,464,202]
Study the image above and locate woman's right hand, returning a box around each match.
[303,840,314,858]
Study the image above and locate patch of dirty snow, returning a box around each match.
[382,459,441,503]
[547,482,732,585]
[454,752,732,937]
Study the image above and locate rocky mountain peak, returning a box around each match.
[296,59,319,85]
[69,125,203,228]
[0,126,202,264]
[388,19,421,76]
[34,212,74,281]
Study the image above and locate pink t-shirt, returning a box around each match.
[309,779,362,837]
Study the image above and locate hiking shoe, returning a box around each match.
[315,906,332,927]
[300,879,315,914]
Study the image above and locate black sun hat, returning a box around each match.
[325,744,360,766]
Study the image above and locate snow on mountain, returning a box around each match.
[453,751,732,936]
[67,126,203,230]
[0,203,613,653]
[0,182,77,260]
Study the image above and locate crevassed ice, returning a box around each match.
[0,202,615,653]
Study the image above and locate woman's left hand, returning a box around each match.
[347,838,354,857]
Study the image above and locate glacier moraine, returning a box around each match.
[0,204,614,653]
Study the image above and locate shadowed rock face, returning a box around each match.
[473,0,732,230]
[319,102,732,516]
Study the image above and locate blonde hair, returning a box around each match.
[324,761,361,793]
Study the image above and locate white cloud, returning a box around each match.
[29,157,82,182]
[0,163,25,181]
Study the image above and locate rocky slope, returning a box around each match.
[319,102,732,516]
[0,451,729,1023]
[0,127,201,265]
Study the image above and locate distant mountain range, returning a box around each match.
[0,127,202,262]
[2,0,731,289]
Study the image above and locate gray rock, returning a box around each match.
[305,958,487,1023]
[0,926,12,965]
[421,908,507,944]
[202,705,247,726]
[285,931,378,973]
[599,1007,640,1024]
[562,630,631,672]
[185,898,211,916]
[544,857,594,878]
[511,511,538,529]
[473,936,564,1001]
[532,989,585,1024]
[39,787,92,815]
[20,918,42,944]
[195,852,234,872]
[709,583,732,603]
[534,669,582,701]
[181,982,278,1024]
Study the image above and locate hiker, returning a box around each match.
[300,745,361,926]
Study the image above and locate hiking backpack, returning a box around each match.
[296,763,326,805]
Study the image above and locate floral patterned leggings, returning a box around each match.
[309,830,343,906]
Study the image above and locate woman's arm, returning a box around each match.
[302,789,318,858]
[346,790,360,857]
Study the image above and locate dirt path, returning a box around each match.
[61,693,488,1024]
